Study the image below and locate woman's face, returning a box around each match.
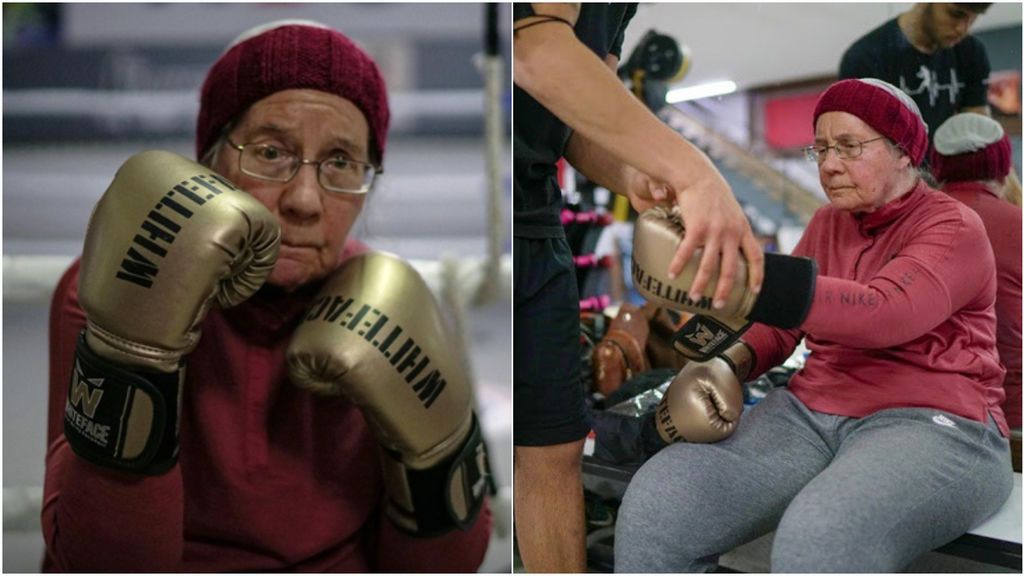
[815,111,911,214]
[213,89,371,292]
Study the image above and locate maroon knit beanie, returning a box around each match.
[813,78,928,166]
[196,20,390,165]
[929,112,1012,183]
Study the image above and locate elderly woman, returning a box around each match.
[43,20,490,572]
[614,78,1013,573]
[930,112,1022,433]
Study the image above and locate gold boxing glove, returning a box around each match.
[632,206,816,360]
[65,151,280,475]
[287,252,489,537]
[655,341,752,444]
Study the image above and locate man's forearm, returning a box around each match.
[515,3,764,300]
[514,22,719,192]
[563,132,633,195]
[562,43,641,201]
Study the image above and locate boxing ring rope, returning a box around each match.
[477,3,507,307]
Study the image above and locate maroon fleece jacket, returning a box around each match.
[43,240,491,572]
[744,181,1008,436]
[942,180,1022,428]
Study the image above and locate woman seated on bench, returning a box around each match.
[614,78,1014,573]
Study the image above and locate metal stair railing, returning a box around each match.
[660,106,824,224]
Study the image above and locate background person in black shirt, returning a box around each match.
[840,3,993,137]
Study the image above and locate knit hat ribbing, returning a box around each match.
[930,112,1011,183]
[196,20,389,165]
[813,78,928,166]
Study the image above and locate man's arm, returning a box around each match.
[515,3,764,307]
[565,137,672,214]
[563,53,671,211]
[959,37,991,116]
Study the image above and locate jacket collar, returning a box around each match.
[855,179,930,235]
[941,180,1002,199]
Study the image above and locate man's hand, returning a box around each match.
[671,175,764,309]
[625,167,671,213]
[632,206,815,331]
[602,164,765,310]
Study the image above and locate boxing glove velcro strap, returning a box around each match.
[385,415,490,537]
[671,314,751,362]
[63,332,181,475]
[747,252,818,329]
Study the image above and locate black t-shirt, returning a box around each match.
[839,18,990,139]
[513,3,638,238]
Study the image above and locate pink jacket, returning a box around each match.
[744,181,1008,436]
[943,180,1022,428]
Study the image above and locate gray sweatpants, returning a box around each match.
[614,389,1013,573]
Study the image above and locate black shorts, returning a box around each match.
[514,236,592,446]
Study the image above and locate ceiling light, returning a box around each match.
[666,80,737,103]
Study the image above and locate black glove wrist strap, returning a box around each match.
[64,332,182,476]
[385,414,490,537]
[672,314,752,362]
[748,253,818,329]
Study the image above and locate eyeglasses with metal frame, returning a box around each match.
[226,138,381,195]
[803,136,887,164]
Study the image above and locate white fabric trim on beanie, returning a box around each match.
[933,112,1006,156]
[223,19,331,54]
[859,77,928,135]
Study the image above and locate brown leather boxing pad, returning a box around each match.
[592,304,651,397]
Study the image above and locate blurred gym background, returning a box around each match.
[3,3,512,572]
